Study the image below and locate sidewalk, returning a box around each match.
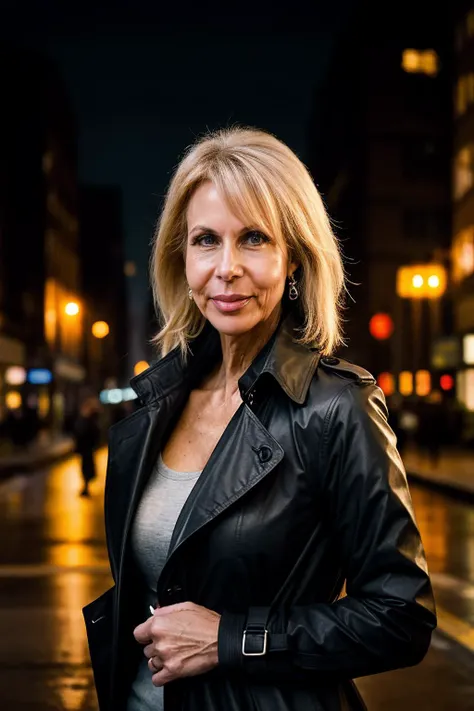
[0,433,75,477]
[403,445,474,498]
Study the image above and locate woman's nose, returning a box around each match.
[216,244,243,280]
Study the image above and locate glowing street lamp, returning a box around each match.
[92,321,110,339]
[397,264,447,299]
[65,302,80,316]
[134,360,149,376]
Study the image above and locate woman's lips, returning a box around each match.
[211,297,252,313]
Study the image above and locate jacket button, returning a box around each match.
[257,445,272,463]
[322,356,340,366]
[166,584,183,600]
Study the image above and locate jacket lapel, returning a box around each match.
[164,404,284,565]
[106,388,188,582]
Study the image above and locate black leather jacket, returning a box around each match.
[83,314,436,711]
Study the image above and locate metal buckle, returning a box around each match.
[242,628,268,656]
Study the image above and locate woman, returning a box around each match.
[83,127,436,711]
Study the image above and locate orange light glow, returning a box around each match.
[399,371,414,396]
[377,372,395,396]
[369,313,394,340]
[6,391,22,410]
[92,321,110,339]
[397,264,447,299]
[134,360,149,376]
[65,302,80,316]
[415,370,431,397]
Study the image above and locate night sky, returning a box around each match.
[2,0,355,365]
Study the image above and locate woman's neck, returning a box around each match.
[211,309,281,398]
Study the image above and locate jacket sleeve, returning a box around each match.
[218,382,437,681]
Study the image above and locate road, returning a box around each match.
[0,450,473,710]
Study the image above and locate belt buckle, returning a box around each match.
[242,628,268,656]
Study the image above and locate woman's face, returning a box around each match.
[185,181,297,337]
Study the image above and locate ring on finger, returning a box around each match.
[149,656,161,672]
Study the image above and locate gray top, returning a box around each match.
[126,454,201,711]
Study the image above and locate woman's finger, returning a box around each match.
[151,666,173,687]
[148,656,163,673]
[133,619,153,644]
[143,642,154,660]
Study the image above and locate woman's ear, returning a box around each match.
[288,261,301,279]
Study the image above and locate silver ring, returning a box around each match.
[149,656,160,672]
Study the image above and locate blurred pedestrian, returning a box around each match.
[74,396,100,497]
[84,127,435,711]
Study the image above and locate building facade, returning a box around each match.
[452,1,474,435]
[79,185,128,391]
[310,1,452,399]
[0,46,84,433]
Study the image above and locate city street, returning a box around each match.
[0,451,473,710]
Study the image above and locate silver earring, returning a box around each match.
[188,288,193,301]
[288,275,299,301]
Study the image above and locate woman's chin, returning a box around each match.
[205,311,262,337]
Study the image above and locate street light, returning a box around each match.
[65,302,80,316]
[92,321,110,339]
[134,360,149,376]
[395,263,448,392]
[397,264,447,299]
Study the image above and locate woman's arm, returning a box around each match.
[218,383,436,680]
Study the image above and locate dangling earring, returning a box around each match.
[288,274,299,301]
[188,288,193,301]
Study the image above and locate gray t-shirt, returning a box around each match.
[126,454,201,711]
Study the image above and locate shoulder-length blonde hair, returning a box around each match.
[151,126,346,357]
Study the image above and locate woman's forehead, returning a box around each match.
[187,180,280,237]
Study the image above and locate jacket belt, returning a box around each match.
[242,607,287,656]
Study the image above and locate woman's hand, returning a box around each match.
[133,602,221,687]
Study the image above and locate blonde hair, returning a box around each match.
[151,126,346,357]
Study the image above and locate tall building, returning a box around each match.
[310,1,452,390]
[79,185,128,389]
[452,2,474,434]
[0,46,84,431]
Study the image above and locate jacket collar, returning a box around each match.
[130,311,321,407]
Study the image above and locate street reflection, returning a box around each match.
[44,448,107,568]
[411,483,474,585]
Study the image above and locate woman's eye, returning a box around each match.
[194,234,216,246]
[244,231,268,246]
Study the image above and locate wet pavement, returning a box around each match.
[0,450,473,710]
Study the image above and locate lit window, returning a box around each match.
[456,77,467,116]
[468,10,474,38]
[377,372,395,397]
[464,335,474,365]
[461,369,474,411]
[452,227,474,282]
[5,391,22,410]
[454,145,474,200]
[399,371,413,396]
[468,74,474,103]
[455,74,474,117]
[402,49,439,77]
[415,370,431,397]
